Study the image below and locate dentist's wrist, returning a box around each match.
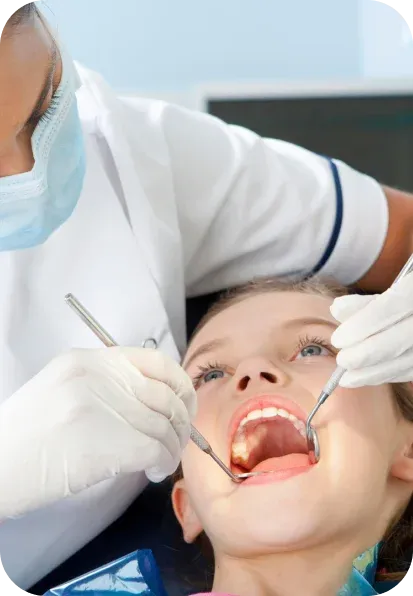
[357,186,413,293]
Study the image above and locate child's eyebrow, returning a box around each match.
[281,316,338,332]
[183,338,229,370]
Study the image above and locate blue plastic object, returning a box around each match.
[337,543,400,596]
[44,550,167,596]
[43,542,400,595]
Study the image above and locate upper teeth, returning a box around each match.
[237,407,306,437]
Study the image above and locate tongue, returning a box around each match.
[234,418,311,472]
[252,453,310,473]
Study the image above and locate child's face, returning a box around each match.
[173,292,413,559]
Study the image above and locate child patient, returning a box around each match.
[172,279,413,596]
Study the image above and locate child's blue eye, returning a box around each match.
[192,363,228,388]
[295,344,330,359]
[204,370,225,383]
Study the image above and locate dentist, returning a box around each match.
[1,4,413,590]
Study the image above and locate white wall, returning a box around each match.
[42,0,413,106]
[44,0,361,104]
[360,0,413,78]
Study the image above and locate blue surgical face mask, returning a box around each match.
[0,51,86,251]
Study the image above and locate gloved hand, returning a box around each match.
[0,347,196,520]
[331,273,413,387]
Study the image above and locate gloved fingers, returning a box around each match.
[145,439,182,483]
[336,315,413,370]
[101,429,179,482]
[386,373,413,384]
[89,373,183,459]
[339,349,413,388]
[146,462,178,483]
[109,357,191,449]
[120,432,179,482]
[330,294,376,324]
[63,404,179,492]
[83,350,191,450]
[139,377,192,449]
[87,349,194,442]
[51,348,197,421]
[332,274,413,349]
[115,347,197,419]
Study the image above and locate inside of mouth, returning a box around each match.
[231,416,313,476]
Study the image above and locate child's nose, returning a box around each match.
[234,357,288,393]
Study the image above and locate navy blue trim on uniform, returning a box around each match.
[308,158,344,277]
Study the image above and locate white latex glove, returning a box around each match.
[331,273,413,387]
[0,347,196,520]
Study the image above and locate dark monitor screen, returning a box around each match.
[207,94,413,191]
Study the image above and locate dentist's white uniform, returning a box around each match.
[0,64,388,589]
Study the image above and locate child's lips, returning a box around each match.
[250,453,311,474]
[241,462,313,486]
[238,454,313,487]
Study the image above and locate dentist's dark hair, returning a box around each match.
[5,0,38,29]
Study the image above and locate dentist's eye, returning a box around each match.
[37,89,63,125]
[292,335,336,360]
[192,362,229,388]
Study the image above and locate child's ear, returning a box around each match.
[391,425,413,482]
[172,479,203,543]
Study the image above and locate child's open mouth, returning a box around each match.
[229,396,313,479]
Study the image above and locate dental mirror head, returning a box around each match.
[306,425,320,464]
[305,397,324,464]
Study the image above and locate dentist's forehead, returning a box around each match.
[0,15,53,144]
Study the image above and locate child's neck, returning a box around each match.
[212,540,359,596]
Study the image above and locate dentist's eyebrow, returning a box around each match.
[183,338,229,370]
[280,316,338,332]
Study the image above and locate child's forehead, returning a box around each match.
[207,291,333,331]
[186,291,336,360]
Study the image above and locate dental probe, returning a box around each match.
[65,293,262,483]
[306,252,413,463]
